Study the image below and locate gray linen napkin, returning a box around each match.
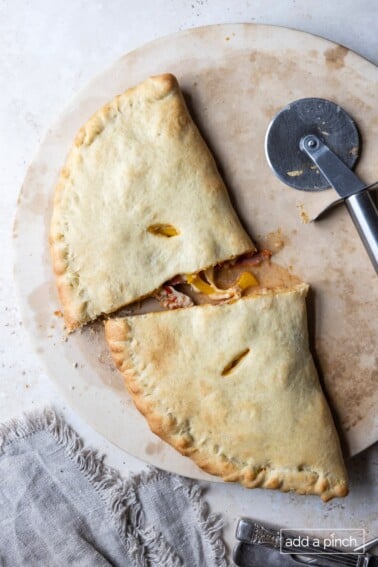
[0,409,228,567]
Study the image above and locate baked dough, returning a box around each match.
[50,73,254,331]
[105,284,348,501]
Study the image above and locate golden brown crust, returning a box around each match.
[50,73,254,331]
[105,286,348,501]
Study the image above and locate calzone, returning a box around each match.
[50,74,254,331]
[105,284,348,501]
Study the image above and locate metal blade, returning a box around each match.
[265,98,360,192]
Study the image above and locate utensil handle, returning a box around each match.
[345,190,378,274]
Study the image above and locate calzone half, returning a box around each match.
[105,284,348,501]
[50,74,254,331]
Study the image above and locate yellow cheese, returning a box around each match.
[236,271,258,290]
[147,224,180,237]
[186,273,215,295]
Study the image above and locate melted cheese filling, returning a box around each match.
[152,250,301,311]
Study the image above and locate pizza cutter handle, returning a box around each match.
[300,134,378,275]
[345,190,378,274]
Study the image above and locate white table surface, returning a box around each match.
[1,0,377,562]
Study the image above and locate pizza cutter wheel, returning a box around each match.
[265,98,378,274]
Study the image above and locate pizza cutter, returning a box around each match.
[265,98,378,274]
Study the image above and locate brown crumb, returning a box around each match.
[296,203,310,224]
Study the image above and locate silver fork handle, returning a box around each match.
[345,190,378,274]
